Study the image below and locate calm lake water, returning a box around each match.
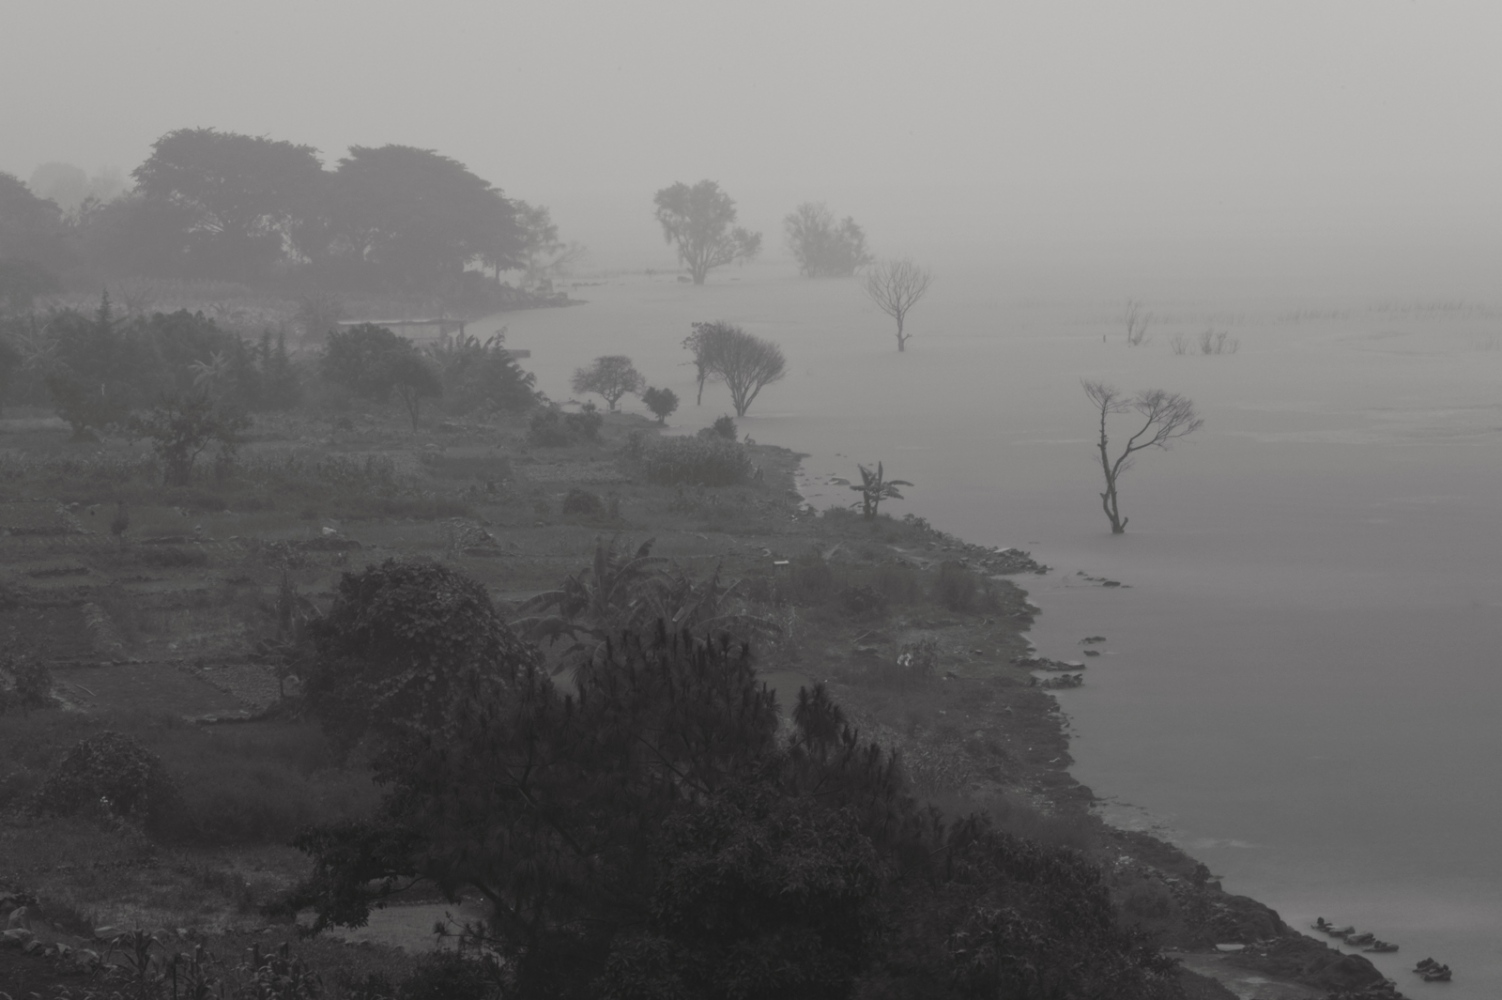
[500,268,1502,997]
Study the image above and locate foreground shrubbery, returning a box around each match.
[639,435,752,486]
[33,731,179,834]
[286,622,1181,1000]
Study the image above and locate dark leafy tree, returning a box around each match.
[303,558,540,751]
[513,536,668,666]
[641,386,679,424]
[1083,380,1203,533]
[0,172,74,274]
[784,202,872,278]
[130,390,251,486]
[571,355,645,411]
[859,258,934,352]
[0,335,19,412]
[328,145,522,293]
[132,128,325,280]
[653,180,762,285]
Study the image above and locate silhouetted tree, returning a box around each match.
[653,180,761,285]
[132,128,325,280]
[1083,380,1203,533]
[784,202,871,277]
[572,355,645,411]
[302,558,539,752]
[701,324,786,417]
[641,386,679,424]
[0,172,74,275]
[327,145,522,293]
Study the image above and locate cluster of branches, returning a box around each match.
[681,321,787,416]
[286,557,1182,1000]
[0,128,570,300]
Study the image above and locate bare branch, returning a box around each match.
[859,259,933,351]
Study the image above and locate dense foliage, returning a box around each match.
[680,321,786,416]
[34,730,179,831]
[303,559,540,751]
[0,128,562,297]
[288,622,1182,1000]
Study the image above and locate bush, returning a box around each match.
[710,414,737,440]
[640,436,752,486]
[34,730,179,832]
[527,405,602,447]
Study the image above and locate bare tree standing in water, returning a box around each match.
[1082,381,1203,533]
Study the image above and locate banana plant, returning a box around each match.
[832,462,912,519]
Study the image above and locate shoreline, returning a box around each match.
[789,451,1405,1000]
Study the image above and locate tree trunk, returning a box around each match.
[896,314,906,352]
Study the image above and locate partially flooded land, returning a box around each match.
[5,270,1499,998]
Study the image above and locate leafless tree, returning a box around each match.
[702,324,786,417]
[859,259,933,351]
[1124,299,1152,346]
[1082,381,1203,534]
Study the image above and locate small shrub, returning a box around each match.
[641,386,679,424]
[561,488,604,518]
[34,730,179,832]
[711,414,737,440]
[640,435,752,486]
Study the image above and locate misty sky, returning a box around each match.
[6,1,1499,292]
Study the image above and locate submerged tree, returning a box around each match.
[691,323,785,418]
[859,258,933,352]
[653,180,761,285]
[1082,380,1203,534]
[784,202,872,277]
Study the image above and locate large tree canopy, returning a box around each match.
[132,128,325,279]
[0,172,74,274]
[653,180,761,285]
[328,145,523,292]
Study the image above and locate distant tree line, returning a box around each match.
[0,128,570,306]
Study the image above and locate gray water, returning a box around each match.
[502,269,1502,997]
